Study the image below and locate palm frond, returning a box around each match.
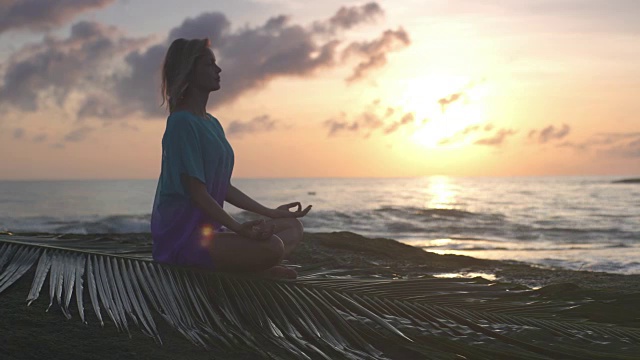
[1,233,639,359]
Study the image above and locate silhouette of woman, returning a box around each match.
[150,38,311,279]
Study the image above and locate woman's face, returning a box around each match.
[190,48,222,92]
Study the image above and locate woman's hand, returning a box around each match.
[234,219,275,241]
[268,202,312,219]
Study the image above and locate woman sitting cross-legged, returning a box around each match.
[150,38,311,279]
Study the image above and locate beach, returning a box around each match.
[1,231,639,359]
[3,0,639,357]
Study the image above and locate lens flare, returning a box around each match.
[199,224,216,247]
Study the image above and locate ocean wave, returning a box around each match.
[222,208,637,245]
[535,258,640,274]
[374,206,500,220]
[422,245,510,251]
[385,221,428,233]
[1,208,637,247]
[421,242,639,252]
[605,243,633,248]
[532,226,626,234]
[419,244,600,252]
[1,214,151,234]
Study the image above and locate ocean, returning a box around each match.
[0,176,638,274]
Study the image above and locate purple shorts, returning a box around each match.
[173,225,229,271]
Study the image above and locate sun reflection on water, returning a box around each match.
[432,272,497,281]
[425,176,457,209]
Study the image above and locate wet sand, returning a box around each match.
[1,231,639,359]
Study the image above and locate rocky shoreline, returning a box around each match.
[1,231,639,359]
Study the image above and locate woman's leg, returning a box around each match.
[205,218,303,277]
[265,218,304,259]
[208,232,285,272]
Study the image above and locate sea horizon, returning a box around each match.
[1,173,638,182]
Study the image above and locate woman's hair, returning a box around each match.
[160,38,211,112]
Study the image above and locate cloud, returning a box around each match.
[437,92,465,113]
[556,141,588,151]
[437,123,492,145]
[559,131,640,157]
[313,2,383,34]
[324,110,384,137]
[76,93,122,120]
[0,0,115,34]
[118,122,139,132]
[558,132,634,149]
[361,111,384,128]
[32,133,47,142]
[474,128,517,146]
[324,99,419,137]
[323,98,388,137]
[436,80,485,112]
[602,137,640,158]
[528,124,570,143]
[383,111,414,134]
[226,114,278,138]
[436,0,640,35]
[1,2,409,122]
[342,27,410,83]
[110,2,400,117]
[0,21,150,112]
[12,127,24,139]
[167,12,231,42]
[435,124,637,154]
[205,15,340,106]
[324,116,360,136]
[590,132,640,145]
[63,126,94,142]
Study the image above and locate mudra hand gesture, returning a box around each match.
[236,219,276,241]
[268,202,312,219]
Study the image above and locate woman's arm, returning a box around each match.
[226,183,312,219]
[225,184,274,218]
[185,176,244,231]
[185,176,276,240]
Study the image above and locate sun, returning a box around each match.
[393,74,490,147]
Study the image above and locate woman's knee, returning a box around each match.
[288,218,304,237]
[261,235,285,267]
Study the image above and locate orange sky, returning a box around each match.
[0,0,638,180]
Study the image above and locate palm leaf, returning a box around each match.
[1,233,639,359]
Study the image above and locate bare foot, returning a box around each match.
[258,265,298,279]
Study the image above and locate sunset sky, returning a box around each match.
[0,0,638,180]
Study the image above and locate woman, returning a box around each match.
[150,38,311,279]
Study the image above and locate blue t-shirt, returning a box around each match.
[150,111,234,267]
